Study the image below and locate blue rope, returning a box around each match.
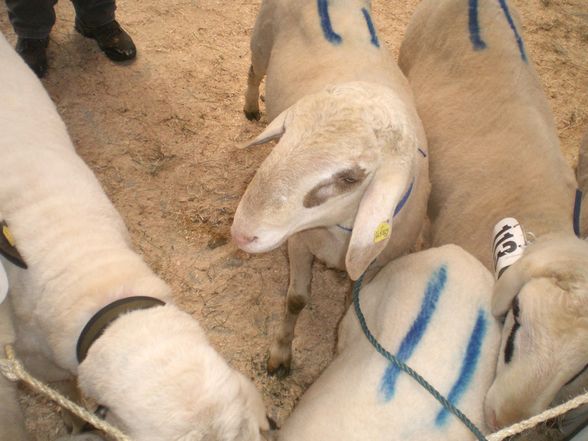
[352,274,488,441]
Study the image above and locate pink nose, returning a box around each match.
[233,233,258,248]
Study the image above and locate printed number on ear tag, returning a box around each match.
[492,217,527,279]
[0,261,8,305]
[374,222,391,244]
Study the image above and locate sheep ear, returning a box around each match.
[345,161,413,280]
[492,259,530,317]
[241,107,290,148]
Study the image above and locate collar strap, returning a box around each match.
[77,296,165,363]
[574,189,582,238]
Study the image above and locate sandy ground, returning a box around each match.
[0,0,587,440]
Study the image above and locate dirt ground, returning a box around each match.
[0,0,587,440]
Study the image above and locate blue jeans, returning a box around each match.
[5,0,116,39]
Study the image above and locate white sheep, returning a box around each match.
[398,0,588,430]
[0,30,270,441]
[277,245,501,441]
[232,0,430,376]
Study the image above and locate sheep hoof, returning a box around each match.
[267,352,291,378]
[267,363,291,378]
[244,109,261,121]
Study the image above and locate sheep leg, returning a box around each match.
[244,64,264,121]
[267,236,314,377]
[244,1,273,121]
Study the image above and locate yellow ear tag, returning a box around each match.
[2,225,15,247]
[374,222,391,244]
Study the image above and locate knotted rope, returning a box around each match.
[0,344,133,441]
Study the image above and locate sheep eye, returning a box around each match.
[303,166,367,208]
[334,167,366,186]
[504,296,521,364]
[342,176,357,184]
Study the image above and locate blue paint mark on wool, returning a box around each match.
[361,8,380,48]
[317,0,342,45]
[379,265,448,401]
[468,0,487,51]
[468,0,527,61]
[436,309,488,426]
[497,0,527,62]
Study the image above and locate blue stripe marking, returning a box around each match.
[317,0,342,45]
[393,179,414,217]
[361,8,380,48]
[497,0,527,62]
[574,189,582,237]
[436,309,488,426]
[379,265,448,401]
[468,0,487,50]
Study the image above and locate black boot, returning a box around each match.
[15,37,49,78]
[75,19,136,62]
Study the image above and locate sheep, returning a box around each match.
[232,0,430,376]
[276,245,501,441]
[0,30,270,441]
[398,0,588,430]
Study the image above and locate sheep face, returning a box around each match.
[484,235,588,429]
[78,305,271,441]
[232,82,420,277]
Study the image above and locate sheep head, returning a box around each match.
[232,81,422,279]
[77,304,271,441]
[485,234,588,429]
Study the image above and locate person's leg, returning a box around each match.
[5,0,55,77]
[5,0,56,38]
[70,0,114,28]
[71,0,136,61]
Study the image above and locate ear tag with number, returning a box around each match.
[0,221,27,269]
[492,217,527,279]
[374,221,391,244]
[0,261,8,305]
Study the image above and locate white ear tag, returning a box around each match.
[492,217,527,279]
[0,261,8,305]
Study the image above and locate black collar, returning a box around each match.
[76,296,165,363]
